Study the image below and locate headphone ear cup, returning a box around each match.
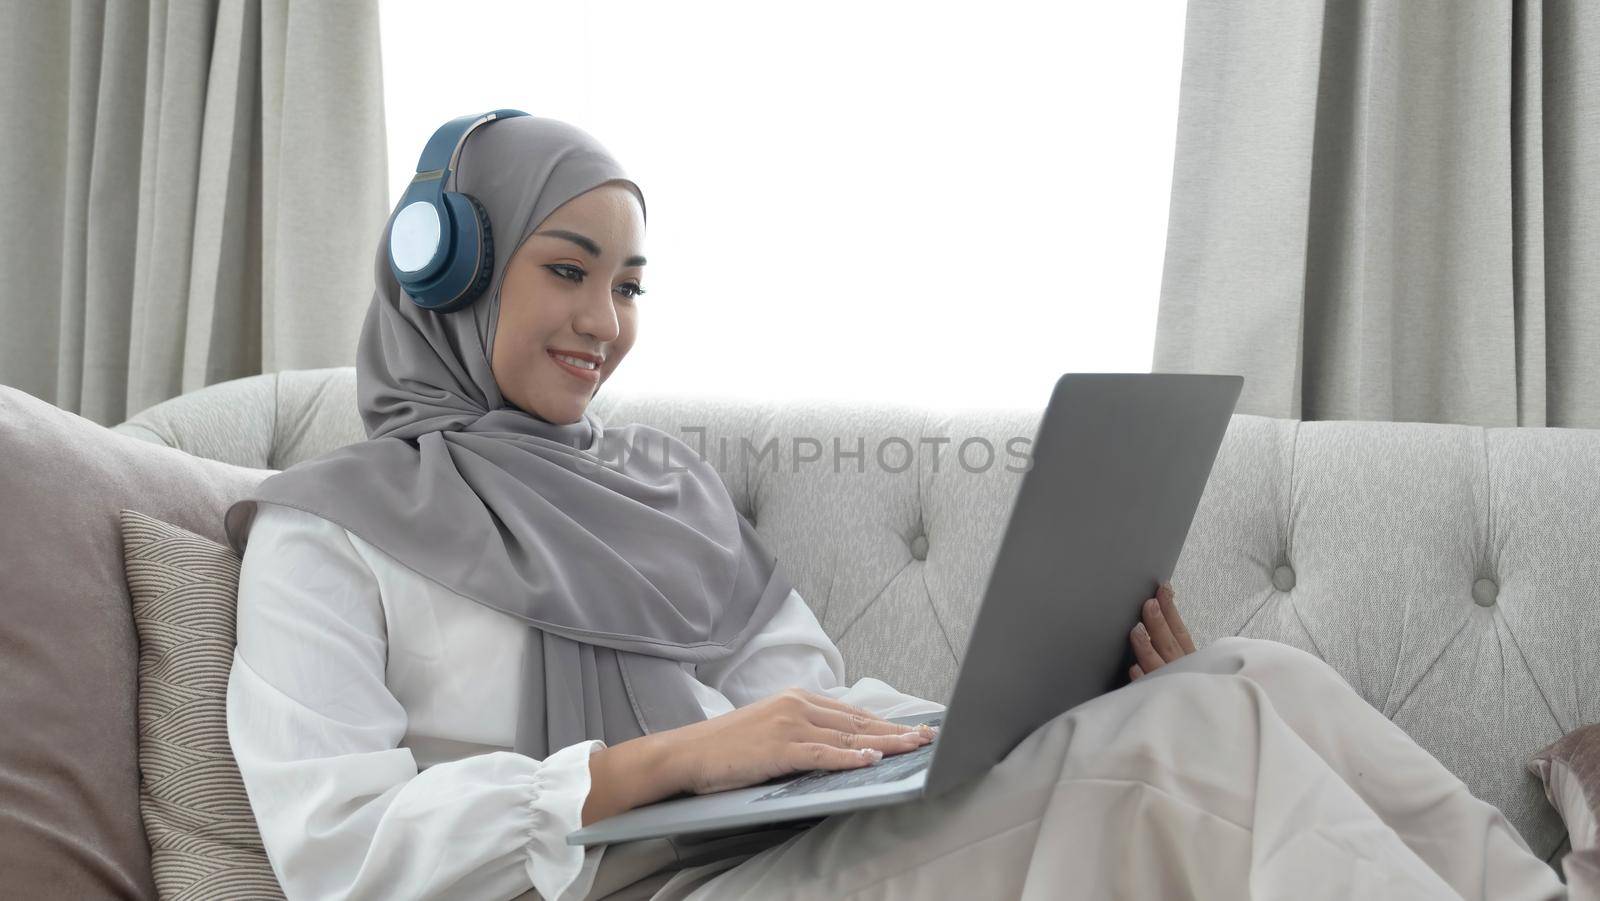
[461,193,496,307]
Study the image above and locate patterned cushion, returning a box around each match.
[120,509,285,899]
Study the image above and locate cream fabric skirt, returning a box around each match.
[576,636,1568,901]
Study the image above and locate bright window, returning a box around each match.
[380,1,1186,411]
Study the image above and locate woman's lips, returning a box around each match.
[549,350,601,383]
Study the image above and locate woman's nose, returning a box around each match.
[573,287,621,341]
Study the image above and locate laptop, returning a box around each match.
[567,372,1244,846]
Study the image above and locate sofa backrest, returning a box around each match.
[115,365,1597,863]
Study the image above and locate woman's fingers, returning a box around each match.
[1140,596,1185,661]
[807,703,929,739]
[1130,622,1166,674]
[790,742,880,771]
[1156,581,1197,654]
[794,690,909,734]
[1128,663,1145,682]
[805,723,931,756]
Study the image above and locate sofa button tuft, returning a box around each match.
[1271,564,1296,592]
[910,534,929,561]
[1472,577,1498,607]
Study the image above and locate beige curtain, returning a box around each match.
[1153,0,1600,427]
[0,0,389,427]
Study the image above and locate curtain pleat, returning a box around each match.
[1154,0,1600,427]
[0,0,387,427]
[1511,0,1548,427]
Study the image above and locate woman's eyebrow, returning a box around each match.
[535,229,647,267]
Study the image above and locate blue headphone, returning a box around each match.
[388,109,530,313]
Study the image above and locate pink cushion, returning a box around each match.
[0,385,270,900]
[1529,722,1600,855]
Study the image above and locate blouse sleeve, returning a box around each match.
[226,501,606,901]
[695,587,948,720]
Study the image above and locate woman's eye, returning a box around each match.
[547,264,646,300]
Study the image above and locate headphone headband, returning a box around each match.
[415,109,525,183]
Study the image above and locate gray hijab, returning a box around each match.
[223,114,794,760]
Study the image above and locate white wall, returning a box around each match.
[380,0,1186,412]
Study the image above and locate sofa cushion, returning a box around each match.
[0,385,271,900]
[116,365,1600,863]
[120,509,286,899]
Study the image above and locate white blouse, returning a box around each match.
[227,501,943,901]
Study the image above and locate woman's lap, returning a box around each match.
[1160,636,1562,899]
[607,637,1563,901]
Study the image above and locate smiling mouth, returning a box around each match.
[548,350,602,384]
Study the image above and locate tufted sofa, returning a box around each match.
[112,365,1598,871]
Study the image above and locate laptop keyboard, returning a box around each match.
[753,716,944,802]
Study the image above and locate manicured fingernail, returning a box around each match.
[1134,623,1148,637]
[861,748,882,761]
[1145,598,1157,613]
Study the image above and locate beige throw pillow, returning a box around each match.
[120,508,286,900]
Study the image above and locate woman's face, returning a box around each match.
[490,181,646,424]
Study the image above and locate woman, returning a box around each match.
[223,114,1566,900]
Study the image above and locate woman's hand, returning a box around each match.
[656,688,936,797]
[1127,580,1197,681]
